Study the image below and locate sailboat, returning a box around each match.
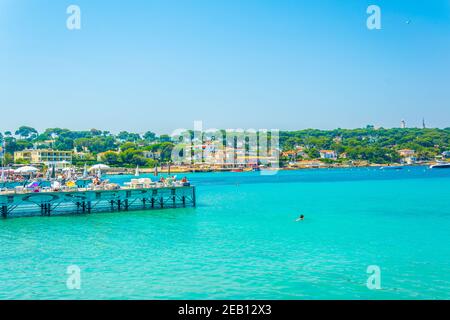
[135,165,140,177]
[83,163,88,178]
[66,169,72,180]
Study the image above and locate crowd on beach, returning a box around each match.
[0,168,190,194]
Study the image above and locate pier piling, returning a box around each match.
[193,187,196,207]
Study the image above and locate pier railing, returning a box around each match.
[0,186,196,218]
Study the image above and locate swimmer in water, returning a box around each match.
[296,214,305,222]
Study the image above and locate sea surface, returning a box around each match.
[1,166,449,299]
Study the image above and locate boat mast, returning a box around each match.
[0,138,5,182]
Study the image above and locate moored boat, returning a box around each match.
[430,163,450,169]
[380,165,404,170]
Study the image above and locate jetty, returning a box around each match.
[0,185,196,218]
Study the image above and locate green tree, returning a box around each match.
[90,128,102,136]
[143,131,157,142]
[4,138,32,153]
[4,153,14,166]
[101,151,121,166]
[120,142,137,152]
[306,148,320,159]
[15,126,38,140]
[159,134,171,143]
[14,158,31,165]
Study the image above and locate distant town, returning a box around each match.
[1,122,449,172]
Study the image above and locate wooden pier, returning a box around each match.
[0,186,196,218]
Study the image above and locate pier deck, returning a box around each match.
[0,186,196,218]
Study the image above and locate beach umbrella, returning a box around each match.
[135,165,140,177]
[51,164,56,179]
[14,166,39,174]
[66,181,76,188]
[89,164,110,172]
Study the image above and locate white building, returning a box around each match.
[400,119,407,129]
[320,150,337,160]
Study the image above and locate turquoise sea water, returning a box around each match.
[1,166,449,299]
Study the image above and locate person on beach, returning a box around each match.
[93,177,101,186]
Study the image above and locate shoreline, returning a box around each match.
[104,162,436,175]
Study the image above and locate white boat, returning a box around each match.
[430,163,450,169]
[380,165,404,170]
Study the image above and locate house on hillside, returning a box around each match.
[398,149,417,164]
[319,150,337,160]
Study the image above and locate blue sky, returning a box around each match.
[1,0,449,134]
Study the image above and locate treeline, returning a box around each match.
[0,126,174,167]
[1,126,450,166]
[280,127,450,163]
